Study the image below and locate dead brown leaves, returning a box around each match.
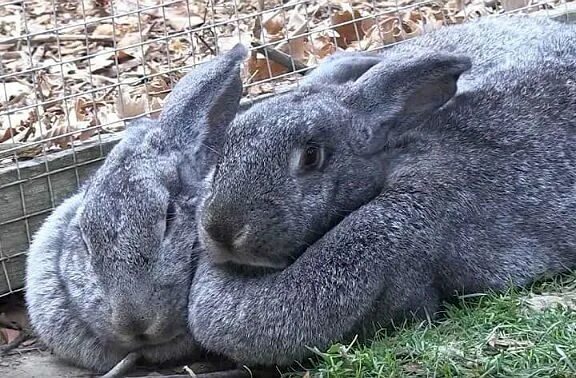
[0,296,34,353]
[243,0,568,94]
[522,291,576,312]
[0,0,571,165]
[0,0,207,164]
[486,328,534,353]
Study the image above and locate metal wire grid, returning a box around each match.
[0,0,571,297]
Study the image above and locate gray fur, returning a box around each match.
[25,44,247,372]
[190,17,576,365]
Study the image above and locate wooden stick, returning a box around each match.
[0,34,115,46]
[250,41,311,75]
[101,351,141,378]
[130,372,250,378]
[194,370,253,378]
[129,367,278,378]
[0,331,31,355]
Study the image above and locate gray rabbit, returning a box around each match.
[189,16,576,366]
[25,45,247,372]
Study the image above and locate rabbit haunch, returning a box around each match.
[24,45,247,372]
[190,17,576,365]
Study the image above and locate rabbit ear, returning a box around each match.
[346,52,472,154]
[158,44,247,149]
[302,52,383,86]
[124,116,157,137]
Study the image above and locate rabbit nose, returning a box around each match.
[112,310,151,336]
[119,317,148,336]
[134,333,152,343]
[203,218,243,250]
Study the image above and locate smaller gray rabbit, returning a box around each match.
[25,44,247,372]
[189,17,576,366]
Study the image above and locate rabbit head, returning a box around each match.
[75,44,247,348]
[25,44,247,371]
[198,50,471,269]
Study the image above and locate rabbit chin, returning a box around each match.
[199,235,289,270]
[112,330,186,350]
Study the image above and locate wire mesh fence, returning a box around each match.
[0,0,574,297]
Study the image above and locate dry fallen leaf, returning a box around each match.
[305,34,337,60]
[0,128,22,143]
[502,0,530,11]
[88,48,116,73]
[36,72,55,98]
[217,30,253,54]
[0,300,30,346]
[115,91,148,119]
[0,327,20,345]
[486,330,534,351]
[74,97,88,122]
[117,31,150,62]
[410,8,444,33]
[262,12,285,35]
[330,5,364,48]
[362,16,422,49]
[167,14,205,31]
[114,90,164,120]
[97,104,124,132]
[38,124,75,149]
[169,38,189,57]
[247,53,290,82]
[0,82,30,104]
[92,24,115,37]
[523,292,576,311]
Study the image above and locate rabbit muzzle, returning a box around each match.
[110,302,187,349]
[201,214,248,251]
[198,219,291,269]
[113,324,185,349]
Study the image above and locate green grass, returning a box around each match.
[298,275,576,378]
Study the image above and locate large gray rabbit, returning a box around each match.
[189,16,576,366]
[25,45,247,372]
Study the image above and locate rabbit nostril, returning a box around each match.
[134,333,151,343]
[203,220,238,250]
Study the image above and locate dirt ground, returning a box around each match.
[0,342,196,378]
[0,294,236,378]
[0,349,94,378]
[0,344,260,378]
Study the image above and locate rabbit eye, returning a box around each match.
[300,144,324,171]
[211,163,220,182]
[165,201,177,234]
